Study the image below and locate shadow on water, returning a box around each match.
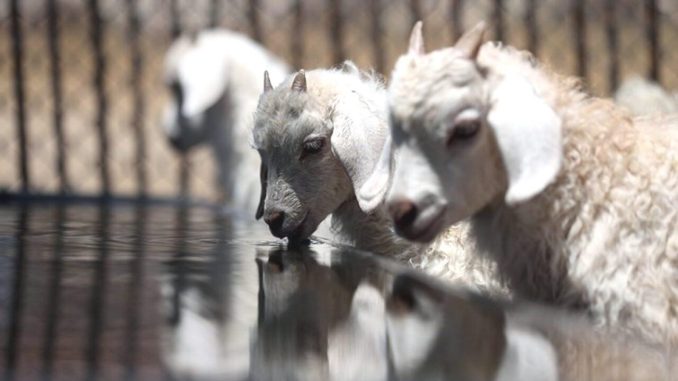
[0,202,523,381]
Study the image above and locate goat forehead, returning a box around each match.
[254,92,309,144]
[255,116,331,157]
[258,90,307,121]
[390,51,478,120]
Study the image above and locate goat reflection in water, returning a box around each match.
[253,248,390,381]
[161,242,391,381]
[162,242,673,381]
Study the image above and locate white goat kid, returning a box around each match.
[365,22,678,344]
[163,29,289,213]
[252,65,411,255]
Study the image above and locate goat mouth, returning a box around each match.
[286,213,311,245]
[397,207,447,243]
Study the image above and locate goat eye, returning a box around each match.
[301,137,325,159]
[446,119,480,147]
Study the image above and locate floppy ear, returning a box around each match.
[177,39,229,118]
[487,74,562,204]
[358,134,392,213]
[329,96,390,213]
[255,161,267,220]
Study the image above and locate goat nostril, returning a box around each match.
[264,211,285,229]
[390,201,418,228]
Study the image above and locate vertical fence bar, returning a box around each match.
[126,0,147,198]
[169,0,190,200]
[493,0,505,41]
[46,0,69,193]
[572,0,588,82]
[645,0,660,82]
[369,0,385,74]
[328,0,345,65]
[290,0,304,69]
[9,0,29,193]
[170,0,181,38]
[41,206,65,381]
[449,0,464,41]
[525,0,539,56]
[604,0,619,94]
[248,0,263,44]
[409,0,422,24]
[208,0,221,28]
[85,206,110,381]
[87,0,111,197]
[3,206,28,381]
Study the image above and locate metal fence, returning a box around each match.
[1,0,677,202]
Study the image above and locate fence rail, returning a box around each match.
[1,0,676,201]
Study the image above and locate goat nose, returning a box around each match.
[264,211,285,237]
[389,200,418,230]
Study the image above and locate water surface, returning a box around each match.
[0,202,482,381]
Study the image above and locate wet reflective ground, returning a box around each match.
[1,202,492,381]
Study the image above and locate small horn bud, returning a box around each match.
[263,71,273,92]
[291,70,307,92]
[454,21,487,60]
[408,21,425,56]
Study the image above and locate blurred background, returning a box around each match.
[1,0,677,203]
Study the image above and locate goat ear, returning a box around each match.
[330,97,389,213]
[358,134,392,213]
[487,74,562,204]
[255,161,267,220]
[454,21,487,60]
[178,41,229,118]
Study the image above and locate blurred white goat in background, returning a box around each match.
[163,29,289,215]
[614,76,678,117]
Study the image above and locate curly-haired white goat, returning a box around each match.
[163,29,289,212]
[365,22,678,344]
[252,63,504,293]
